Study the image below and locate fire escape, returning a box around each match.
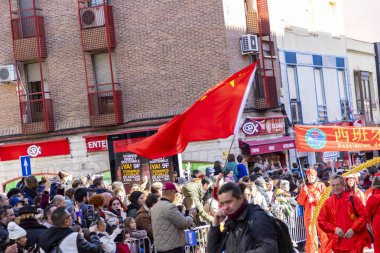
[8,0,53,134]
[77,0,123,127]
[246,0,279,110]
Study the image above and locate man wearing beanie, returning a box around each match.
[366,175,380,253]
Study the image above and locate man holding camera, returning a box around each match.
[151,182,197,253]
[182,178,214,224]
[38,206,102,253]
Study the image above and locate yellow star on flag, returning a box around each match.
[201,95,207,101]
[229,80,235,87]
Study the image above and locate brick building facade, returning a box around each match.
[0,0,288,187]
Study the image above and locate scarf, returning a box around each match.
[227,200,248,220]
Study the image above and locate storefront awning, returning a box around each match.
[241,136,296,155]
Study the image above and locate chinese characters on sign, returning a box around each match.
[295,125,380,152]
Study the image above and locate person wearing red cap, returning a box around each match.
[366,175,380,253]
[318,175,371,253]
[298,168,330,253]
[345,174,366,206]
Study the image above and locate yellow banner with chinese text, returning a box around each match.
[294,125,380,152]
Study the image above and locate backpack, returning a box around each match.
[269,216,294,253]
[47,233,73,253]
[248,205,294,253]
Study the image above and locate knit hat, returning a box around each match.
[372,176,380,189]
[7,222,26,240]
[177,177,187,185]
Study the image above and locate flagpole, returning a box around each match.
[233,63,257,135]
[222,134,236,173]
[223,63,256,174]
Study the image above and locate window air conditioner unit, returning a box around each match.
[81,7,105,29]
[0,65,17,83]
[240,34,259,55]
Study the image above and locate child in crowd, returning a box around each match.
[6,222,28,253]
[224,170,235,183]
[124,217,147,239]
[96,218,122,253]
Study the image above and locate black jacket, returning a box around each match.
[207,204,278,253]
[19,218,47,252]
[0,222,9,253]
[38,226,102,253]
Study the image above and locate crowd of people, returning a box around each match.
[0,153,379,253]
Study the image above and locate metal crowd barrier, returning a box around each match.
[125,208,305,253]
[283,205,307,243]
[123,236,154,253]
[185,225,210,253]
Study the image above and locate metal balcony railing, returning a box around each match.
[19,92,54,133]
[88,89,123,126]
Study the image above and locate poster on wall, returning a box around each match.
[114,152,143,192]
[149,157,173,183]
[111,134,179,193]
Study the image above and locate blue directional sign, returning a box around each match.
[20,155,31,177]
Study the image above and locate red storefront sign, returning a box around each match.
[0,139,70,161]
[113,137,146,153]
[84,135,108,152]
[241,116,285,136]
[241,136,295,155]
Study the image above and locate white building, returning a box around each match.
[269,0,354,165]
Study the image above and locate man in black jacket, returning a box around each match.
[207,182,278,253]
[38,206,102,253]
[0,205,17,253]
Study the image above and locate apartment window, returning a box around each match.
[355,71,373,122]
[19,0,40,15]
[26,62,48,99]
[287,66,302,124]
[338,70,349,120]
[288,66,298,100]
[25,62,48,122]
[262,41,275,57]
[92,53,117,92]
[314,68,327,122]
[314,68,326,106]
[338,70,347,100]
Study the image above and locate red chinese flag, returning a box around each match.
[124,63,258,159]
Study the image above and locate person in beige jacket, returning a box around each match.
[151,182,197,253]
[182,178,214,224]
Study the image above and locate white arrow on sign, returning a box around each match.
[23,159,29,175]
